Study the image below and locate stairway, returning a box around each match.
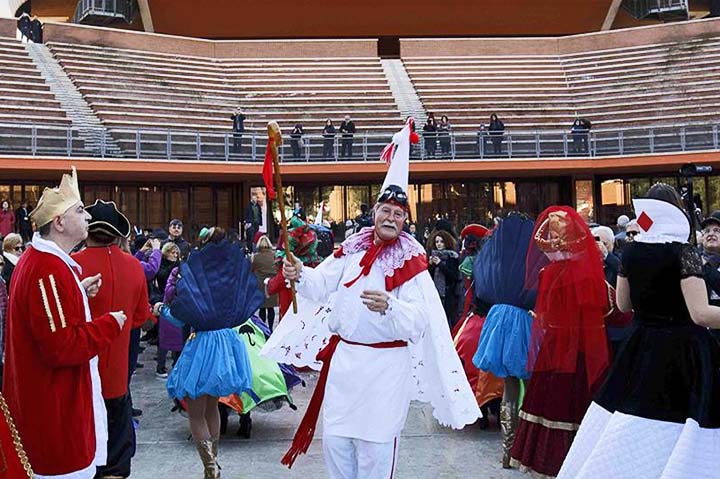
[25,42,122,157]
[381,59,427,124]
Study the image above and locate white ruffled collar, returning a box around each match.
[341,227,425,278]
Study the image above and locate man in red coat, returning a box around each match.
[74,199,152,478]
[2,167,126,479]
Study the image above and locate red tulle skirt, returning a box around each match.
[453,313,504,408]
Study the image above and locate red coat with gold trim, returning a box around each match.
[2,247,121,476]
[74,245,152,399]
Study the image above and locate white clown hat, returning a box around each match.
[631,198,691,244]
[379,118,417,194]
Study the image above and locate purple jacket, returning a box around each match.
[134,249,161,280]
[159,266,183,351]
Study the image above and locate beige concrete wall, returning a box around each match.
[3,14,719,59]
[212,39,377,58]
[400,17,720,57]
[43,21,216,56]
[400,37,560,57]
[0,16,17,38]
[38,19,377,58]
[558,17,720,54]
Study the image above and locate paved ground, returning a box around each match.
[130,343,525,479]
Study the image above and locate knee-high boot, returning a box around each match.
[500,401,519,469]
[195,439,220,479]
[211,436,221,477]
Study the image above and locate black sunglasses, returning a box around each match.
[626,231,639,237]
[378,186,408,205]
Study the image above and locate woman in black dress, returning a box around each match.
[559,183,720,478]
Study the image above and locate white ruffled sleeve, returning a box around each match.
[383,281,426,344]
[407,270,482,429]
[295,254,348,302]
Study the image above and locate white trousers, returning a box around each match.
[323,434,399,479]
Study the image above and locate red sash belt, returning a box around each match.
[281,335,408,468]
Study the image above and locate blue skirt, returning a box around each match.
[167,328,253,400]
[472,304,532,379]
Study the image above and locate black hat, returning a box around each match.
[701,211,720,229]
[86,200,131,238]
[150,228,168,241]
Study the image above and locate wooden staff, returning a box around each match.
[268,121,298,313]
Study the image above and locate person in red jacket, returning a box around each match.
[74,199,152,478]
[2,167,126,479]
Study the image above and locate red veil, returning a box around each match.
[525,206,610,391]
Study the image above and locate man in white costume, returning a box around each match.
[271,118,480,478]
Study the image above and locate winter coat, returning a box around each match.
[252,249,279,308]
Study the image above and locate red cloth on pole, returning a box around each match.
[263,139,277,201]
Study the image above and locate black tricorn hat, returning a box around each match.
[86,199,131,238]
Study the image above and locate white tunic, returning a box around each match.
[296,250,425,442]
[263,233,480,440]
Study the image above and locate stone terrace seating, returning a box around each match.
[404,35,720,133]
[0,37,73,154]
[47,41,403,157]
[0,37,69,126]
[562,37,720,129]
[403,55,573,132]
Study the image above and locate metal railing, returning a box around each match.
[72,0,136,25]
[622,0,688,20]
[0,121,718,162]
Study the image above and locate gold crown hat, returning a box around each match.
[30,166,82,228]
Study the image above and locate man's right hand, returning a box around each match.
[282,257,302,281]
[110,311,127,330]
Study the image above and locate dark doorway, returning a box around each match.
[378,37,400,58]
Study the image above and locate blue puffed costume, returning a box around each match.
[167,241,263,400]
[472,214,539,379]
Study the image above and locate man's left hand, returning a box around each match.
[82,273,102,298]
[361,290,389,314]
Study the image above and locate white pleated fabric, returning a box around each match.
[559,402,720,479]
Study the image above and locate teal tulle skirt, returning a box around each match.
[167,328,253,400]
[472,303,533,379]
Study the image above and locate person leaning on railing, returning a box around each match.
[322,119,336,159]
[438,115,452,158]
[230,109,245,154]
[489,113,505,156]
[423,115,438,158]
[340,115,356,158]
[290,124,305,160]
[571,118,592,154]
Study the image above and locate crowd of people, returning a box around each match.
[0,119,717,479]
